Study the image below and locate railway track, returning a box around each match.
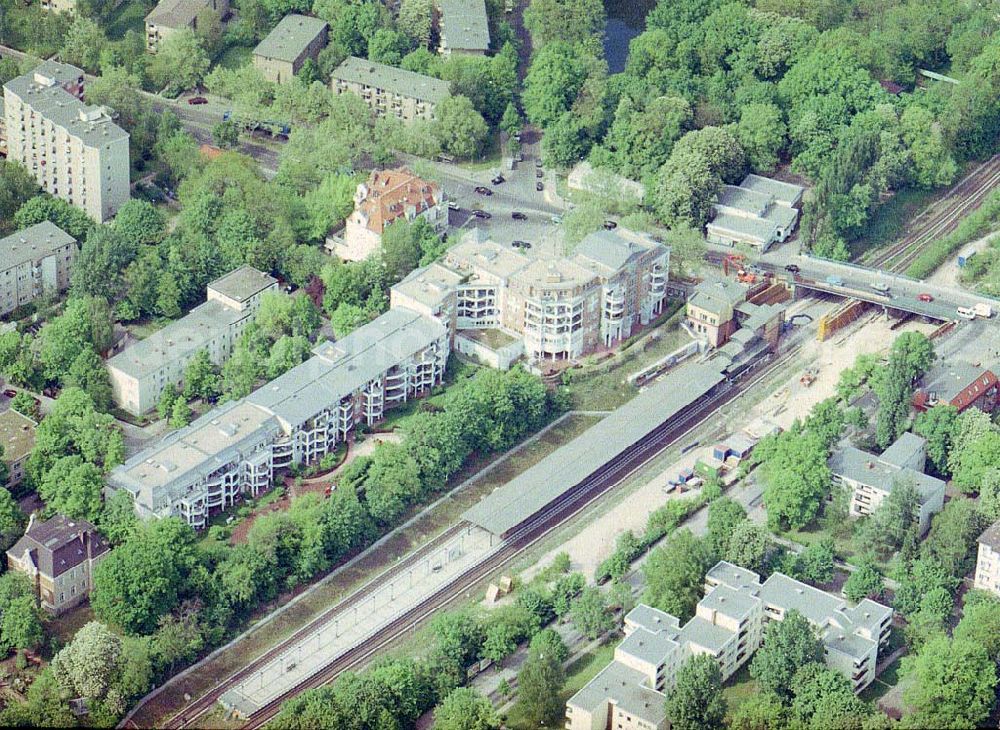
[865,154,1000,272]
[232,347,800,729]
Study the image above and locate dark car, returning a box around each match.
[512,240,531,249]
[472,210,492,219]
[512,211,527,220]
[474,186,493,196]
[536,182,544,192]
[491,175,505,185]
[187,96,208,105]
[535,169,544,178]
[603,220,618,230]
[784,264,801,274]
[535,159,543,168]
[2,389,16,399]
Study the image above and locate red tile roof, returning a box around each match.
[355,168,441,235]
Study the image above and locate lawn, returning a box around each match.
[861,653,903,704]
[215,42,255,70]
[721,664,760,720]
[105,0,150,40]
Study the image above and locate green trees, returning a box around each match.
[523,42,589,127]
[737,102,787,172]
[569,586,614,639]
[901,634,998,729]
[913,404,958,476]
[649,146,719,228]
[842,556,884,602]
[0,160,38,235]
[523,0,605,46]
[0,573,44,654]
[872,332,935,448]
[182,350,221,402]
[754,426,831,531]
[38,455,104,522]
[513,633,566,727]
[60,16,106,73]
[380,217,443,281]
[432,687,499,730]
[148,30,211,94]
[599,95,693,180]
[434,96,489,159]
[750,610,825,699]
[643,529,713,621]
[948,409,1000,493]
[666,654,727,730]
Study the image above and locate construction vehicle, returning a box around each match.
[722,253,746,277]
[799,369,817,387]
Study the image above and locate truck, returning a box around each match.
[974,302,993,318]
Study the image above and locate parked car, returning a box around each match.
[511,211,527,220]
[474,186,493,196]
[472,210,492,219]
[535,159,543,168]
[871,281,891,295]
[447,201,460,211]
[550,215,563,224]
[535,169,544,178]
[187,96,208,105]
[825,275,844,286]
[536,182,544,191]
[2,389,16,398]
[603,220,618,230]
[512,240,532,249]
[491,174,505,185]
[784,264,800,273]
[917,293,934,302]
[957,306,977,320]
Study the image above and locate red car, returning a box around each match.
[917,293,934,302]
[187,96,208,105]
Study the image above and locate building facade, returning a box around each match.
[0,409,36,489]
[330,57,450,123]
[914,362,998,414]
[686,279,746,347]
[0,221,77,316]
[145,0,230,53]
[6,515,110,615]
[829,432,946,535]
[334,168,446,261]
[437,0,490,56]
[975,521,1000,597]
[3,61,130,223]
[252,14,329,84]
[40,0,78,13]
[706,174,804,252]
[567,562,893,730]
[106,266,277,416]
[107,308,449,529]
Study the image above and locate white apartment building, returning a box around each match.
[974,521,1000,597]
[0,221,77,316]
[3,61,130,223]
[106,266,277,415]
[106,307,448,528]
[567,562,892,730]
[829,432,945,535]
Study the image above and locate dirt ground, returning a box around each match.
[924,230,1000,289]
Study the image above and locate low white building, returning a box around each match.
[706,174,804,252]
[106,266,277,415]
[975,521,1000,597]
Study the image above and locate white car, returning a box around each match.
[957,306,977,320]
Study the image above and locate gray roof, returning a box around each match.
[689,279,746,316]
[618,626,680,667]
[879,432,925,468]
[980,520,1000,551]
[6,515,108,579]
[247,308,446,431]
[626,604,680,632]
[567,662,666,726]
[828,445,944,504]
[706,560,762,591]
[253,14,328,63]
[146,0,212,28]
[919,362,993,404]
[391,262,463,308]
[699,583,760,620]
[0,221,76,270]
[4,62,128,147]
[208,265,277,303]
[740,174,804,206]
[332,56,451,104]
[706,213,778,244]
[106,299,245,380]
[572,228,665,277]
[717,185,771,217]
[678,615,735,652]
[438,0,490,52]
[462,362,726,535]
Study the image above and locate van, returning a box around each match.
[957,306,977,320]
[973,302,993,318]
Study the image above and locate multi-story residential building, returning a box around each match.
[391,228,670,368]
[437,0,490,56]
[0,221,77,316]
[829,432,945,535]
[252,14,329,84]
[3,61,130,223]
[975,521,1000,597]
[330,57,451,123]
[106,266,277,416]
[567,562,893,730]
[6,515,110,615]
[145,0,229,53]
[0,409,37,489]
[706,174,804,252]
[389,262,463,344]
[333,168,446,261]
[106,307,448,528]
[913,361,998,414]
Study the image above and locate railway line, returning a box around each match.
[864,153,1000,272]
[230,346,800,729]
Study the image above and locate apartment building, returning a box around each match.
[567,562,893,730]
[706,174,804,252]
[145,0,230,53]
[4,61,130,223]
[106,266,277,416]
[333,168,446,261]
[974,521,1000,597]
[252,14,328,84]
[829,432,945,535]
[6,515,110,615]
[0,221,77,316]
[913,361,998,414]
[330,57,451,123]
[107,307,448,528]
[437,0,490,56]
[0,409,37,489]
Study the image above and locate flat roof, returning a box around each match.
[462,362,726,536]
[567,662,666,725]
[253,14,328,63]
[740,174,804,205]
[208,265,277,303]
[828,445,944,503]
[392,262,463,308]
[446,234,530,281]
[707,213,778,244]
[332,56,451,104]
[679,615,734,652]
[618,626,680,667]
[0,409,36,463]
[572,228,664,277]
[438,0,490,52]
[706,560,761,590]
[717,185,771,217]
[0,221,76,270]
[879,432,925,467]
[699,583,760,620]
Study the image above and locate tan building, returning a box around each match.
[3,61,130,223]
[334,168,446,261]
[252,14,328,84]
[40,0,78,12]
[0,409,37,489]
[975,521,1000,597]
[106,266,277,416]
[437,0,490,56]
[0,222,77,316]
[145,0,230,53]
[6,515,110,615]
[330,57,450,123]
[686,279,745,347]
